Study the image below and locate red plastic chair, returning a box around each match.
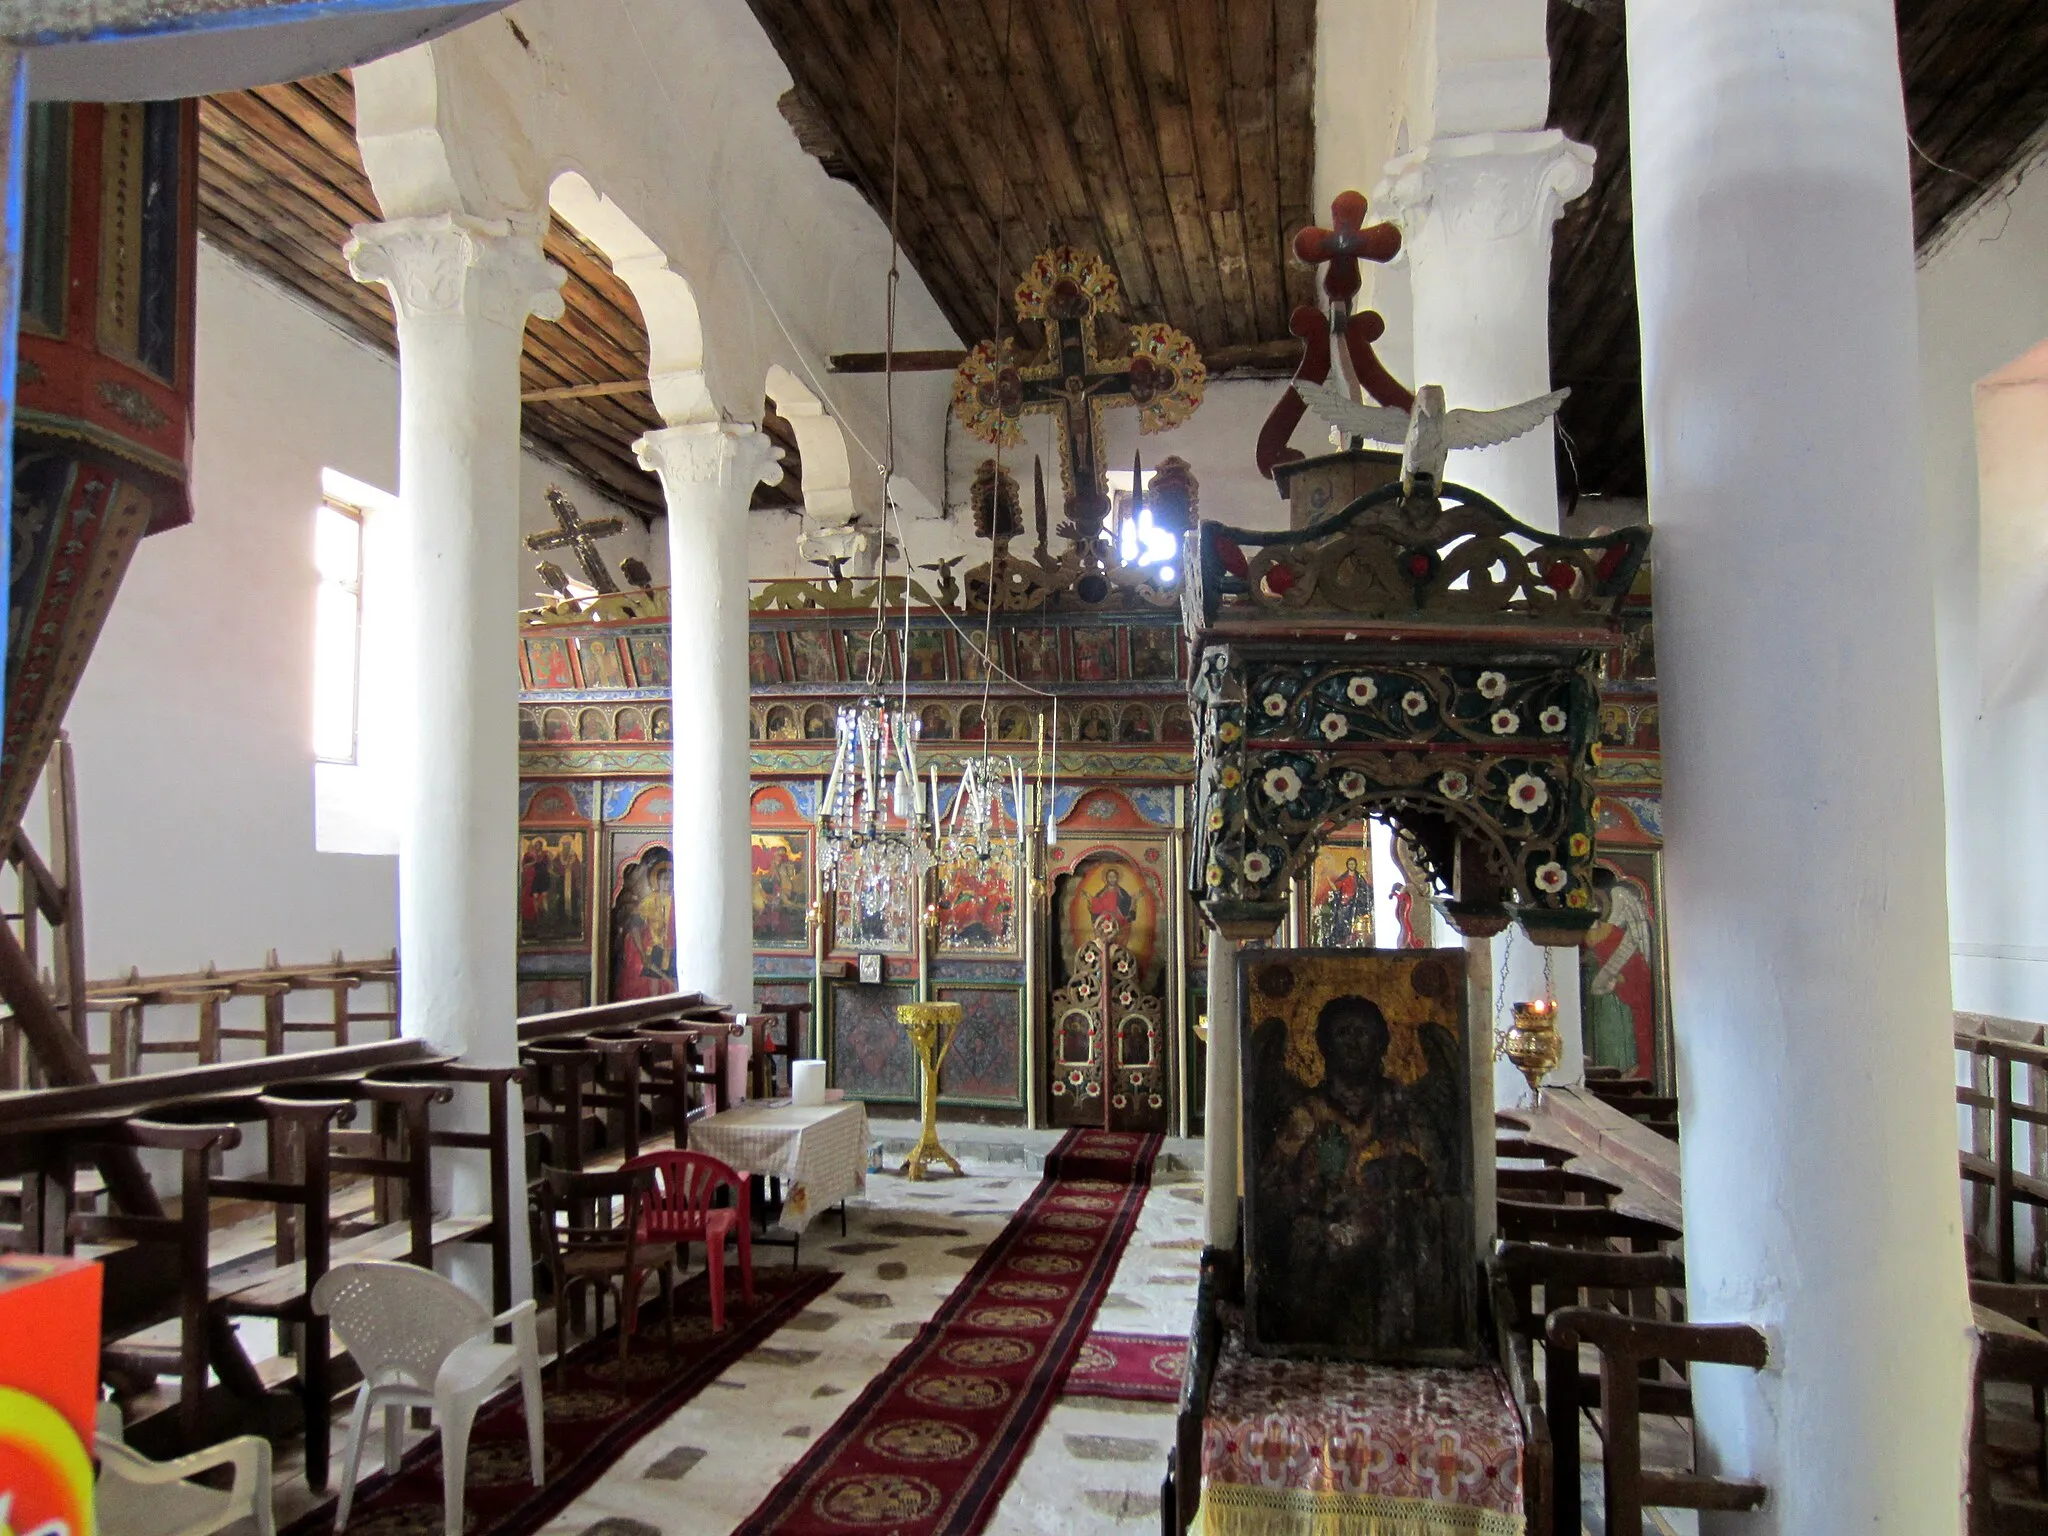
[621,1149,755,1330]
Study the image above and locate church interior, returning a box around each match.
[0,2,2045,1533]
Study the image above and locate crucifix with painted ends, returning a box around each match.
[525,485,626,594]
[951,247,1206,549]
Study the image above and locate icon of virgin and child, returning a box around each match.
[1242,953,1477,1361]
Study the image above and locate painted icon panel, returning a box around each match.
[936,857,1019,954]
[607,833,677,1001]
[1307,829,1375,948]
[751,832,812,952]
[575,636,627,688]
[1580,850,1670,1088]
[1239,947,1478,1363]
[519,830,589,946]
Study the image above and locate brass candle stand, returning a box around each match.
[897,1001,964,1180]
[1496,998,1563,1105]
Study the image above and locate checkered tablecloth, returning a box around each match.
[689,1099,867,1233]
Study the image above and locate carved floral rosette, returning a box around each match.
[1012,245,1121,321]
[1191,646,1603,927]
[950,339,1022,448]
[1125,322,1207,435]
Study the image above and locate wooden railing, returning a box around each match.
[1957,1022,2048,1282]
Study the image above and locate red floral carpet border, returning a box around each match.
[282,1265,838,1536]
[1061,1332,1187,1404]
[732,1127,1162,1536]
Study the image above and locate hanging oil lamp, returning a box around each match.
[1498,997,1564,1104]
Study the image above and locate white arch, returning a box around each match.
[549,170,716,427]
[765,362,861,525]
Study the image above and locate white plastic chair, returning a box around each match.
[311,1260,544,1535]
[94,1401,277,1536]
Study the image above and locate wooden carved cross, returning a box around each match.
[952,247,1204,547]
[1293,189,1403,304]
[1257,192,1413,476]
[525,486,626,593]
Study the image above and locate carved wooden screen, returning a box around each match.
[1048,915,1167,1132]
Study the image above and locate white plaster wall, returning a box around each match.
[1920,149,2048,1022]
[46,240,638,988]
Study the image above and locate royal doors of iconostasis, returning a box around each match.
[1044,787,1190,1133]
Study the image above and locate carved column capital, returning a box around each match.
[345,213,566,329]
[1374,129,1595,247]
[634,420,786,498]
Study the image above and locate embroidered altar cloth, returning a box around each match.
[1198,1324,1525,1536]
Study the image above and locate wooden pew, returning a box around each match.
[1970,1280,2048,1532]
[1546,1308,1768,1536]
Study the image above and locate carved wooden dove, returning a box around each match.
[1294,379,1570,494]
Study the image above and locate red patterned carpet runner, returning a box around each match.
[1061,1332,1187,1404]
[282,1264,837,1536]
[732,1127,1162,1536]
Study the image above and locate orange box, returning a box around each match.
[0,1254,102,1535]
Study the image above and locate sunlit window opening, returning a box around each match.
[1108,468,1178,583]
[313,498,365,765]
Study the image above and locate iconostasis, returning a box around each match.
[517,607,1206,1132]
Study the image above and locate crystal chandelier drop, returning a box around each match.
[940,754,1027,869]
[817,697,935,918]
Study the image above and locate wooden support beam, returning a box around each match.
[520,379,652,403]
[828,348,970,374]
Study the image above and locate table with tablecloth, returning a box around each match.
[688,1098,868,1233]
[1197,1319,1527,1536]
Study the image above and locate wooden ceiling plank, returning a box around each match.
[1125,0,1239,347]
[895,0,1034,304]
[1270,0,1318,324]
[1021,0,1167,320]
[1224,0,1285,332]
[202,93,379,229]
[938,0,1074,334]
[1086,0,1213,340]
[198,113,379,240]
[542,229,664,379]
[1174,0,1261,345]
[796,0,1000,339]
[963,0,1112,273]
[195,147,374,300]
[298,68,361,130]
[224,80,372,189]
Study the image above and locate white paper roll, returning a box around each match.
[792,1059,829,1107]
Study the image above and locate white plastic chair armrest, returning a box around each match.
[98,1433,270,1493]
[490,1299,538,1333]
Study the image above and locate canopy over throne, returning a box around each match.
[1185,454,1648,944]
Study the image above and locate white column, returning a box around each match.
[1630,3,1969,1528]
[635,422,783,1009]
[1379,131,1595,1085]
[347,213,561,1297]
[1376,129,1593,523]
[1202,929,1242,1250]
[347,213,563,1060]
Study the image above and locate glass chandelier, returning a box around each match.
[941,754,1026,868]
[818,696,934,915]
